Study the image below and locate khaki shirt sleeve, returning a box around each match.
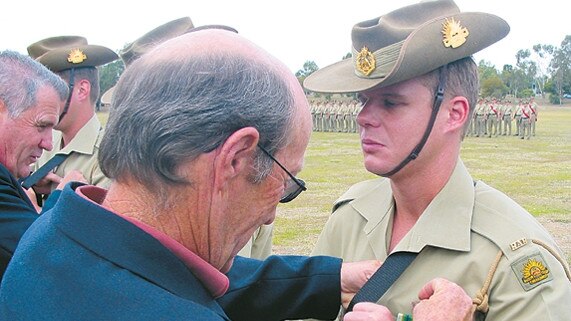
[484,243,571,320]
[250,223,273,260]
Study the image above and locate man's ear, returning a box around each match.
[445,96,469,133]
[213,127,260,186]
[75,79,91,102]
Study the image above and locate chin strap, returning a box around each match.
[379,64,448,177]
[59,68,75,122]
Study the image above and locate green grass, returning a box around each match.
[273,105,571,257]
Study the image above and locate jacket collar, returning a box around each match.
[51,183,229,317]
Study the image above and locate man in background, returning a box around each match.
[0,50,68,277]
[23,36,118,201]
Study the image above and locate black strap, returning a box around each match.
[59,68,75,122]
[379,64,448,177]
[20,154,69,189]
[346,251,417,312]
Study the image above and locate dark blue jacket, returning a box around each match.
[0,164,37,279]
[0,183,341,320]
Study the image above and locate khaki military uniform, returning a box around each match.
[520,104,532,140]
[514,103,523,136]
[501,102,513,135]
[313,160,570,320]
[237,223,273,259]
[475,103,486,137]
[529,102,538,136]
[35,115,109,190]
[486,102,500,137]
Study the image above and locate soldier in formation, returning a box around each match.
[309,99,360,133]
[468,97,538,140]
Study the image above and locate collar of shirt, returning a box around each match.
[75,184,230,298]
[54,114,102,156]
[350,159,474,254]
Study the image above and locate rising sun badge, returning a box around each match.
[442,18,469,49]
[67,48,87,64]
[511,253,553,291]
[355,46,376,76]
[522,258,549,285]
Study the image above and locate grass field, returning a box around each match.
[97,104,571,262]
[270,105,571,262]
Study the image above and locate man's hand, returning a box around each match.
[32,172,63,195]
[340,260,382,308]
[413,278,474,321]
[55,170,87,190]
[343,302,394,321]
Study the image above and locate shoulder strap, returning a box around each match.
[20,153,70,189]
[347,251,417,312]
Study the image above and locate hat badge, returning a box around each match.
[442,18,469,49]
[355,46,376,76]
[67,48,87,64]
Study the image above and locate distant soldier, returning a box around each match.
[501,99,513,136]
[335,100,344,132]
[342,101,350,132]
[497,99,504,134]
[315,101,323,132]
[350,100,359,133]
[520,102,532,139]
[323,100,332,132]
[465,104,474,137]
[486,98,500,137]
[475,98,486,137]
[529,97,538,136]
[310,101,317,131]
[514,99,523,136]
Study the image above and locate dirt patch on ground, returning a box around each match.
[536,215,571,264]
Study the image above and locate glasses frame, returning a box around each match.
[257,144,307,203]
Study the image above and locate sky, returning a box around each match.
[1,0,568,73]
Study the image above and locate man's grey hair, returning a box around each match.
[422,57,479,138]
[99,53,295,192]
[0,50,68,118]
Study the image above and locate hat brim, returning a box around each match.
[304,12,509,93]
[37,45,118,72]
[100,85,115,105]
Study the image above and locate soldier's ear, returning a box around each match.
[446,96,469,133]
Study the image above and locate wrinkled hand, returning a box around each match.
[32,172,62,195]
[340,260,382,308]
[343,302,394,321]
[55,170,87,190]
[413,278,474,321]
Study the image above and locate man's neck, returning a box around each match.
[387,150,458,251]
[61,108,95,147]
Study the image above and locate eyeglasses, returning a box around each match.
[257,144,307,203]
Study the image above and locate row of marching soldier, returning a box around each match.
[467,97,539,139]
[310,99,361,133]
